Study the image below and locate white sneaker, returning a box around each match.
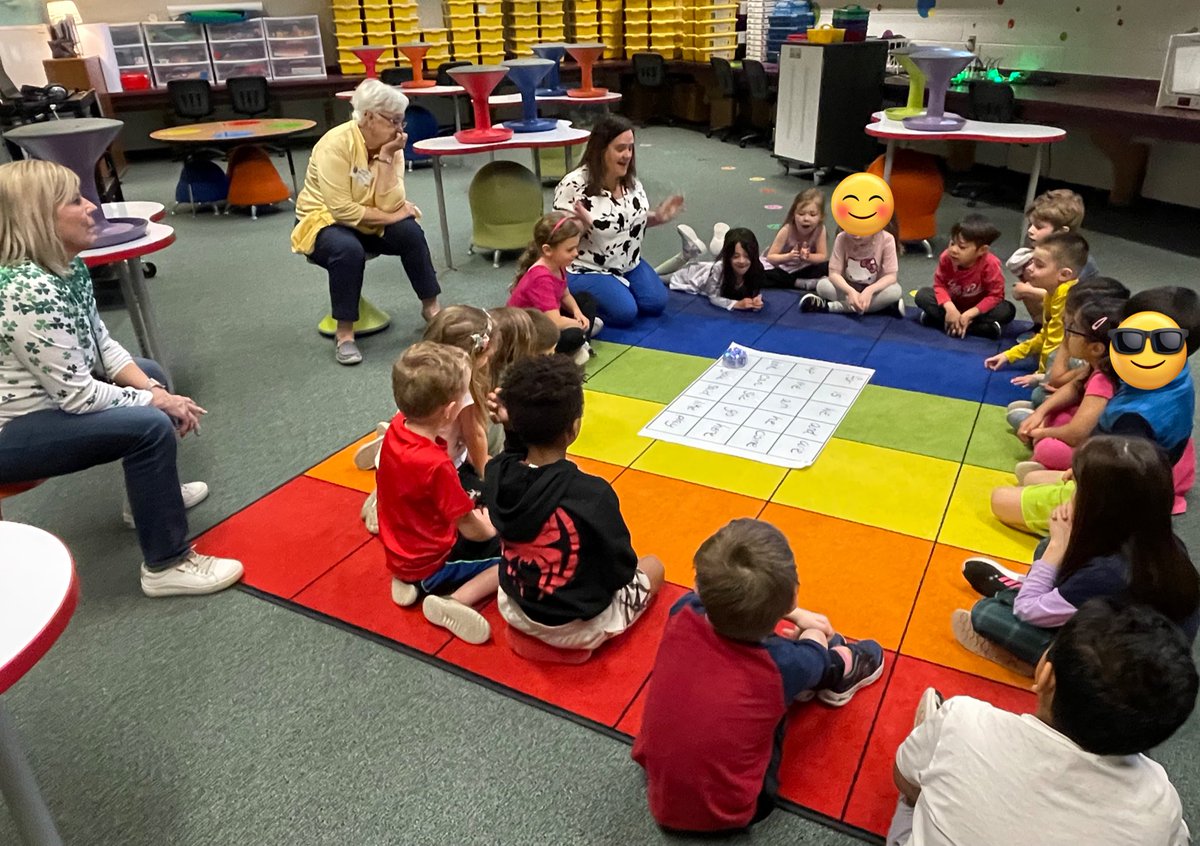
[709,222,730,256]
[590,316,604,338]
[676,224,707,261]
[391,577,418,607]
[140,549,243,597]
[423,594,490,644]
[361,488,379,534]
[893,296,906,318]
[913,687,944,729]
[572,343,592,366]
[123,481,209,528]
[353,421,389,471]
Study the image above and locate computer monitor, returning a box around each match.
[1158,32,1200,111]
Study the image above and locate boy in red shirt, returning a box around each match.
[377,341,501,645]
[914,214,1014,340]
[633,519,884,833]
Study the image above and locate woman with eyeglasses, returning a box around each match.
[291,78,442,365]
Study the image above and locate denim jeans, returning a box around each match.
[567,258,667,328]
[0,358,189,570]
[309,219,441,322]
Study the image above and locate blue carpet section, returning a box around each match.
[611,289,1038,405]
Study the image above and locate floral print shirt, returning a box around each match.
[0,258,150,432]
[553,166,648,277]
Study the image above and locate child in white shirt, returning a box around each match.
[887,599,1194,846]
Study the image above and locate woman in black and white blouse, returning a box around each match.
[553,116,685,328]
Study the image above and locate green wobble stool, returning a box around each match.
[885,49,928,120]
[317,297,392,337]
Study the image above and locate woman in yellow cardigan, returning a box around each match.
[291,79,442,365]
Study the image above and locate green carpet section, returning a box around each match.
[963,404,1034,474]
[837,385,978,463]
[584,346,713,404]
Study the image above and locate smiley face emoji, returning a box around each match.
[1109,311,1189,391]
[831,173,894,237]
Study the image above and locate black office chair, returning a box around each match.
[167,79,214,123]
[380,66,414,86]
[630,52,673,126]
[436,60,472,86]
[708,57,738,140]
[227,75,271,117]
[738,59,774,148]
[951,80,1018,206]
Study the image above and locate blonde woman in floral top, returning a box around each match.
[0,159,242,597]
[553,115,685,328]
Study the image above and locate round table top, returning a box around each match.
[866,111,1066,144]
[80,221,175,268]
[0,521,78,695]
[413,120,589,157]
[4,116,122,139]
[102,201,167,222]
[150,118,316,143]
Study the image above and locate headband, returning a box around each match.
[550,214,577,236]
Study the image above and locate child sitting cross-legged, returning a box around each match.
[888,599,1196,846]
[378,341,502,645]
[762,188,829,289]
[799,219,903,316]
[632,519,884,834]
[913,213,1015,340]
[483,355,666,650]
[984,232,1089,399]
[957,435,1200,677]
[1007,188,1099,329]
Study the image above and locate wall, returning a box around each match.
[865,0,1200,80]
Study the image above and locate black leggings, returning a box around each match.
[555,291,599,355]
[763,262,829,288]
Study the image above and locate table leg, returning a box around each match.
[1024,145,1044,242]
[531,148,542,183]
[0,703,63,846]
[882,140,896,183]
[115,259,171,381]
[431,155,455,271]
[453,95,462,133]
[565,144,574,171]
[285,147,299,197]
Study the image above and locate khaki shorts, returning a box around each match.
[1020,480,1076,535]
[498,570,653,651]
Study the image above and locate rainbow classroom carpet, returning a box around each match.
[195,286,1046,841]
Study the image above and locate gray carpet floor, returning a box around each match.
[3,124,1200,845]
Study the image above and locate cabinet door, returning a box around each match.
[773,44,823,165]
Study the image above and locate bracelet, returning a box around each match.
[145,378,166,392]
[378,155,394,165]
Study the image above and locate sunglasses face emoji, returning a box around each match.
[1109,311,1188,390]
[830,173,894,237]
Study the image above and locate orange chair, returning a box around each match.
[505,626,594,664]
[867,150,944,257]
[0,479,45,519]
[225,144,291,220]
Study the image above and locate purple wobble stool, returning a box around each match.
[5,117,148,247]
[902,48,975,132]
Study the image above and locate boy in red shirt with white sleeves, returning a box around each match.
[914,214,1015,341]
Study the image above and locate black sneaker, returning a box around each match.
[972,320,1002,340]
[917,311,929,327]
[818,639,884,707]
[794,632,847,702]
[799,293,828,313]
[962,557,1025,598]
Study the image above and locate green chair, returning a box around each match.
[312,253,392,337]
[467,160,544,268]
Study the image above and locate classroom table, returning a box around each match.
[412,120,590,270]
[0,521,78,846]
[148,118,317,195]
[865,112,1066,242]
[333,88,622,131]
[80,222,176,376]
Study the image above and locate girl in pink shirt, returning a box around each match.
[799,223,903,317]
[763,188,829,290]
[1015,295,1124,474]
[508,211,599,363]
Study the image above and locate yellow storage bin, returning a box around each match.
[423,27,449,41]
[336,32,368,47]
[624,8,649,23]
[332,6,361,24]
[624,20,650,36]
[694,17,737,34]
[480,36,504,51]
[540,26,565,38]
[480,50,505,62]
[539,11,565,26]
[365,20,394,35]
[599,0,622,10]
[690,3,737,19]
[445,0,475,12]
[478,23,503,36]
[511,0,538,12]
[693,43,735,60]
[363,4,390,20]
[507,12,538,27]
[695,31,736,48]
[391,0,419,8]
[509,23,540,39]
[336,19,365,35]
